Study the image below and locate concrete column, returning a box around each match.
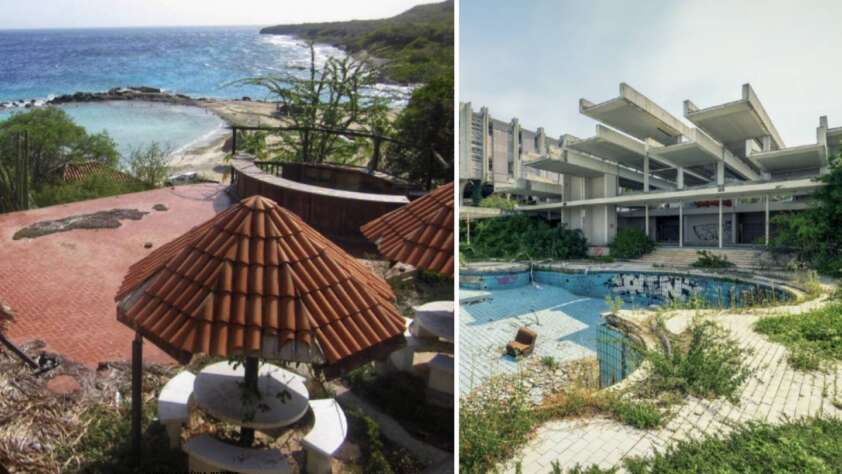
[761,135,772,152]
[718,199,723,249]
[716,161,725,186]
[677,167,684,190]
[765,194,770,246]
[679,202,683,248]
[511,118,521,179]
[643,155,650,192]
[537,127,547,154]
[458,103,472,181]
[466,216,471,244]
[480,107,490,182]
[732,202,737,244]
[645,205,649,236]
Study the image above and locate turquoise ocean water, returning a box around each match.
[0,26,406,158]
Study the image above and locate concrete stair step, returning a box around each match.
[630,247,771,268]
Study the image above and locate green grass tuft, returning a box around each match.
[755,302,842,370]
[623,417,842,473]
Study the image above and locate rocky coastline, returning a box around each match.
[0,86,257,111]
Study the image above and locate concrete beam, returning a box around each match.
[515,177,822,211]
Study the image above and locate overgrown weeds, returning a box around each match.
[459,378,536,473]
[755,302,842,371]
[345,365,453,451]
[638,319,752,403]
[690,250,735,269]
[623,417,842,473]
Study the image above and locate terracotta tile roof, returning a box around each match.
[115,195,406,371]
[360,182,454,276]
[62,161,137,184]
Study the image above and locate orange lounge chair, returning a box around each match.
[506,327,537,357]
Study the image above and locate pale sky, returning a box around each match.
[0,0,440,29]
[460,0,842,146]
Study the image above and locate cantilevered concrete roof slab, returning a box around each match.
[526,155,603,177]
[651,141,719,168]
[580,83,692,145]
[684,84,784,151]
[566,125,649,170]
[651,128,761,180]
[750,144,827,172]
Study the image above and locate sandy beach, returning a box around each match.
[165,99,288,182]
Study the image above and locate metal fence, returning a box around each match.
[596,323,642,389]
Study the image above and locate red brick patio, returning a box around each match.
[0,184,232,367]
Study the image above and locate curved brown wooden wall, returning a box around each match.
[231,158,409,255]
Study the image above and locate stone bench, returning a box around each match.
[427,354,454,407]
[183,434,290,474]
[157,370,195,448]
[302,399,348,474]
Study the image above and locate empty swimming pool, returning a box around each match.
[459,264,794,395]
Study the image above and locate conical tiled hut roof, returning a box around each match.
[115,195,406,372]
[361,182,454,276]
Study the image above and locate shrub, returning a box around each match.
[128,143,171,187]
[608,399,662,429]
[755,302,842,370]
[348,408,394,474]
[640,320,751,402]
[771,153,842,276]
[461,214,587,261]
[478,193,514,210]
[609,228,655,259]
[690,250,735,269]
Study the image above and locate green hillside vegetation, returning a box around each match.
[260,0,453,84]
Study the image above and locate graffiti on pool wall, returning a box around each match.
[607,273,701,303]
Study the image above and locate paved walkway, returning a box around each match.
[0,184,231,367]
[502,306,842,472]
[460,285,607,395]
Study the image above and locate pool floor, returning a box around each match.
[460,283,609,395]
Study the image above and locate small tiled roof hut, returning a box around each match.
[116,194,407,372]
[361,182,454,277]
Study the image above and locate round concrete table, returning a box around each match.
[194,361,309,430]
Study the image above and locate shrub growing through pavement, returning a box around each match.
[609,228,655,259]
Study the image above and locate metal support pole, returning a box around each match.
[231,127,238,155]
[131,332,143,463]
[679,202,683,248]
[765,194,770,246]
[466,216,471,244]
[718,199,723,249]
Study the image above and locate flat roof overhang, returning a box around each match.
[684,84,785,150]
[651,141,718,168]
[516,177,822,211]
[494,177,563,197]
[750,144,827,172]
[525,151,675,190]
[651,129,762,181]
[580,83,691,145]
